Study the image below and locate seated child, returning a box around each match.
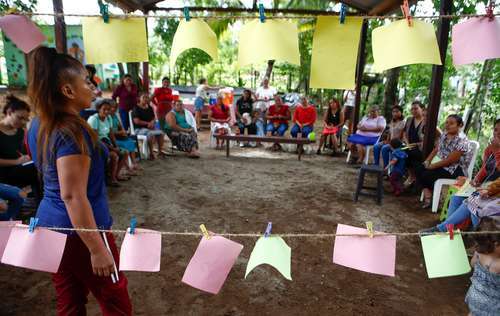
[386,139,407,196]
[465,217,500,316]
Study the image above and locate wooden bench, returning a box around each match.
[214,134,315,161]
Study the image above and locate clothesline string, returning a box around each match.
[1,11,499,20]
[6,224,500,238]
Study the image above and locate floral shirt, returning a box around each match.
[437,132,472,176]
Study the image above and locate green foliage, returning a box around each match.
[0,0,36,12]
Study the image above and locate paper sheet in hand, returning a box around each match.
[310,17,362,90]
[245,236,291,280]
[372,19,441,71]
[119,228,161,272]
[170,19,218,69]
[0,15,46,53]
[237,19,300,68]
[420,233,471,278]
[1,224,67,273]
[333,224,396,277]
[82,17,149,64]
[182,235,243,294]
[452,17,500,65]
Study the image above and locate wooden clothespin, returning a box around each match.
[366,221,374,238]
[446,224,454,240]
[339,4,347,24]
[6,7,19,15]
[264,222,272,237]
[183,7,191,22]
[259,3,266,23]
[400,0,412,27]
[486,1,494,21]
[200,224,210,239]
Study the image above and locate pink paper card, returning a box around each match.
[0,15,46,53]
[1,224,67,273]
[333,224,396,277]
[182,235,243,294]
[119,228,161,272]
[0,221,21,257]
[452,17,500,65]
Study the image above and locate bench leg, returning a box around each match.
[226,139,230,157]
[298,144,303,161]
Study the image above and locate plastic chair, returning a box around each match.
[128,111,149,159]
[422,140,480,213]
[439,186,459,221]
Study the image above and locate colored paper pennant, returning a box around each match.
[0,221,21,257]
[245,236,291,280]
[310,16,363,90]
[82,17,149,64]
[119,228,161,272]
[0,15,46,53]
[372,19,441,71]
[452,17,500,65]
[420,233,471,278]
[333,224,396,277]
[182,235,243,294]
[1,224,67,273]
[237,19,300,68]
[170,19,218,69]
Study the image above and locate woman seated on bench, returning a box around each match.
[165,100,200,158]
[266,95,291,137]
[236,89,257,136]
[347,106,386,164]
[209,96,231,149]
[417,114,473,209]
[291,96,316,138]
[132,93,166,160]
[317,98,344,155]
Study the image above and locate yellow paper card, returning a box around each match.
[237,19,300,68]
[170,19,218,69]
[372,19,441,71]
[310,16,363,90]
[82,17,149,64]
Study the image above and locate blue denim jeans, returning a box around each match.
[290,124,313,138]
[437,200,480,232]
[447,195,466,217]
[0,183,24,221]
[255,120,265,136]
[373,142,392,167]
[266,123,288,136]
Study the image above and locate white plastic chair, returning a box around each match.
[346,135,380,165]
[421,140,480,213]
[129,111,149,159]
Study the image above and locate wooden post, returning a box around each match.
[423,0,453,157]
[353,19,368,133]
[53,0,67,53]
[142,16,150,93]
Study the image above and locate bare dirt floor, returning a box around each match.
[0,130,470,316]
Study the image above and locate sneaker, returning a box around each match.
[419,226,440,236]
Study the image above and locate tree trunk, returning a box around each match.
[264,60,275,80]
[126,62,141,91]
[117,63,125,78]
[382,67,400,119]
[464,59,494,134]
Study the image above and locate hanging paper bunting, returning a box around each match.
[119,228,161,272]
[0,221,21,257]
[332,224,396,277]
[310,17,363,90]
[170,19,218,69]
[245,236,291,280]
[452,17,500,66]
[182,235,243,294]
[0,15,46,53]
[82,17,149,64]
[237,19,300,68]
[372,19,441,71]
[1,224,67,273]
[420,233,471,278]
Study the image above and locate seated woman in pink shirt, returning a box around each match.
[347,106,386,164]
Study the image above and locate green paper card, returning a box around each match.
[245,236,292,280]
[420,233,471,278]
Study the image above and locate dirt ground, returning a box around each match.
[0,130,470,316]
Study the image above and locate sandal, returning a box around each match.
[421,200,432,209]
[108,181,121,188]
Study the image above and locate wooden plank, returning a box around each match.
[214,134,315,145]
[423,0,453,157]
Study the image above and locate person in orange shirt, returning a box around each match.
[290,96,316,138]
[151,77,173,131]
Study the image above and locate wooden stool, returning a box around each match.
[354,164,384,205]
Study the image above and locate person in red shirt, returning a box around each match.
[266,95,291,137]
[151,77,173,131]
[291,96,316,138]
[208,96,231,149]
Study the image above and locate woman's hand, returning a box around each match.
[478,189,489,198]
[16,155,31,165]
[90,248,115,277]
[147,121,155,129]
[455,176,467,187]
